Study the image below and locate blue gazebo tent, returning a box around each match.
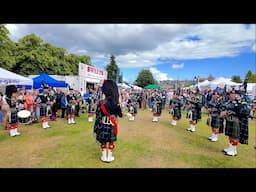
[33,73,68,89]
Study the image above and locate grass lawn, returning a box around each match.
[0,108,255,168]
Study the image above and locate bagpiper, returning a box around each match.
[207,92,224,142]
[87,92,98,122]
[186,91,202,132]
[93,80,123,163]
[169,92,182,126]
[151,90,162,122]
[5,85,21,137]
[221,90,250,156]
[66,88,76,124]
[39,84,52,129]
[127,93,138,121]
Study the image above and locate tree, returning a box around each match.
[207,74,215,81]
[0,24,16,70]
[245,70,256,83]
[134,69,157,88]
[231,75,242,83]
[12,34,47,75]
[106,54,119,81]
[10,34,91,76]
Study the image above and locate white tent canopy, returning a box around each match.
[199,80,210,88]
[199,77,240,90]
[132,85,142,90]
[0,67,33,86]
[247,83,256,96]
[118,82,131,89]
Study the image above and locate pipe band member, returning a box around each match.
[127,93,137,121]
[169,92,182,126]
[151,90,162,122]
[93,80,123,163]
[5,85,21,137]
[222,90,250,156]
[186,92,202,132]
[39,84,52,129]
[207,94,224,142]
[66,88,76,124]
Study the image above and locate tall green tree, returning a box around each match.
[231,75,242,83]
[106,54,119,81]
[0,24,16,70]
[134,69,157,88]
[245,70,256,83]
[12,34,45,75]
[11,34,91,76]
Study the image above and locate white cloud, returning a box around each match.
[5,24,256,68]
[172,63,184,69]
[252,43,256,52]
[149,67,173,81]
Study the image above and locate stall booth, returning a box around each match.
[79,63,107,93]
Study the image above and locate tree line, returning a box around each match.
[0,24,91,76]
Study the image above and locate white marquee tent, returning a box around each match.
[0,67,33,86]
[199,77,241,90]
[118,82,132,89]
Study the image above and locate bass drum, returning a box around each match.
[18,110,31,124]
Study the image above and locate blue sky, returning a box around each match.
[6,24,256,83]
[94,52,255,82]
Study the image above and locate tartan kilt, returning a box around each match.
[239,117,249,144]
[192,110,198,121]
[153,104,162,115]
[93,104,117,143]
[225,116,240,139]
[95,124,117,143]
[133,106,137,114]
[9,109,18,124]
[156,105,162,116]
[211,115,222,128]
[67,104,75,115]
[40,105,52,117]
[173,108,181,120]
[219,118,224,133]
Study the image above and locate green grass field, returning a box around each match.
[0,108,255,168]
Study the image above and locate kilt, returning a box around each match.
[9,108,18,124]
[219,118,224,133]
[95,123,117,143]
[192,110,197,121]
[211,115,224,133]
[225,116,240,139]
[94,109,117,143]
[152,102,162,115]
[173,108,181,120]
[239,117,248,144]
[67,104,75,115]
[211,114,222,128]
[40,104,52,117]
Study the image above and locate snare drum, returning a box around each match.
[18,110,31,124]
